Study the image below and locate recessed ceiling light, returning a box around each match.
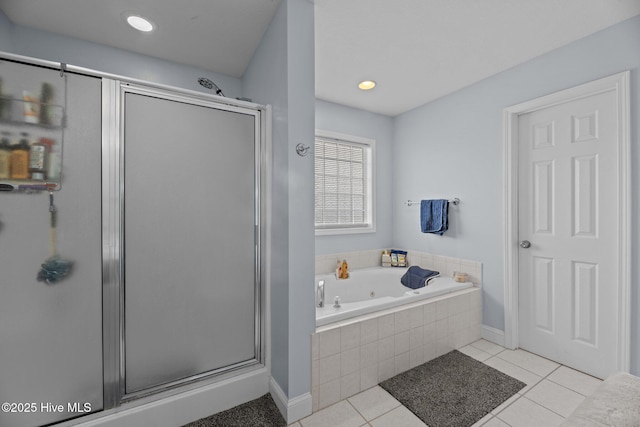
[358,80,376,90]
[126,15,155,32]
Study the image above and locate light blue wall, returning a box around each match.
[243,0,290,397]
[243,0,315,400]
[0,12,241,98]
[284,0,315,402]
[392,15,640,374]
[315,99,394,254]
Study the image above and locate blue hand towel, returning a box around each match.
[420,199,449,235]
[401,266,440,289]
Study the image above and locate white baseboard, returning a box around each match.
[481,324,505,347]
[269,377,312,424]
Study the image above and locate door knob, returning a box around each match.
[520,240,531,249]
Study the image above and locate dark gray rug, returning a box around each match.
[380,350,525,427]
[182,393,286,427]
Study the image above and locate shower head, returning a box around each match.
[197,77,214,89]
[198,77,225,97]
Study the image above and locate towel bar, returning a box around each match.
[405,198,459,207]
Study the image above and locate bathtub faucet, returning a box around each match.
[317,280,325,308]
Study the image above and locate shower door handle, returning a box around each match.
[520,240,531,249]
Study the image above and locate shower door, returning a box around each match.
[117,84,262,398]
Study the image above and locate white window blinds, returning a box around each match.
[314,133,373,231]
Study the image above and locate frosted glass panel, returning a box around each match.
[0,61,103,426]
[123,93,258,393]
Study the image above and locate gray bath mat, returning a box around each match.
[380,350,525,427]
[182,393,286,427]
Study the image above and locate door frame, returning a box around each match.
[502,71,631,372]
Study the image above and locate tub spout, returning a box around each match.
[317,280,325,308]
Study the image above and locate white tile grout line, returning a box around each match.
[305,342,593,427]
[345,389,405,426]
[543,369,603,398]
[463,341,591,426]
[485,357,588,425]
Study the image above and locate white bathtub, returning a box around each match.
[316,267,474,326]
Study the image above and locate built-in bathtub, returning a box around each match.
[316,267,473,326]
[311,266,482,412]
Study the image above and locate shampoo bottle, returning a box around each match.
[381,250,391,267]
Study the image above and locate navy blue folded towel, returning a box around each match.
[401,266,440,289]
[420,199,449,235]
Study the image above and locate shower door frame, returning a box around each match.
[102,79,268,409]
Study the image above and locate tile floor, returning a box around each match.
[290,339,603,427]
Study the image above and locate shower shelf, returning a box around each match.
[0,97,65,192]
[0,181,59,192]
[0,96,65,128]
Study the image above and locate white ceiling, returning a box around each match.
[0,0,282,78]
[1,0,639,116]
[315,0,640,116]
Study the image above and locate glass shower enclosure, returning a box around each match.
[0,57,266,426]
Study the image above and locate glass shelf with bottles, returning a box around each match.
[0,95,65,129]
[0,95,64,192]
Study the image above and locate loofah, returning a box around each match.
[37,255,73,284]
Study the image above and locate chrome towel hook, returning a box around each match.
[296,143,311,156]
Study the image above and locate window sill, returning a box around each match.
[315,225,376,236]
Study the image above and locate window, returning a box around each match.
[314,130,375,235]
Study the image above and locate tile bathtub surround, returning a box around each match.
[311,287,482,411]
[407,251,482,285]
[315,249,482,285]
[315,249,385,274]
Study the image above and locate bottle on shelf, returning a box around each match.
[23,91,40,124]
[0,131,11,179]
[10,132,30,180]
[39,82,54,126]
[0,77,10,122]
[29,137,49,180]
[40,138,59,181]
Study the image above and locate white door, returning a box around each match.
[517,88,620,379]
